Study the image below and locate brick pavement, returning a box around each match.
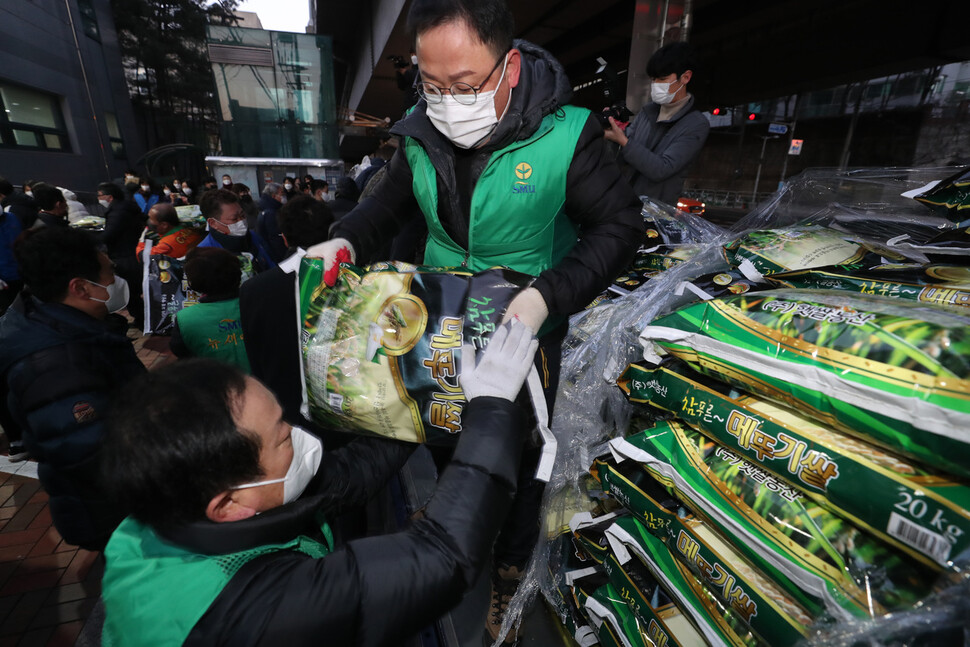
[0,325,174,645]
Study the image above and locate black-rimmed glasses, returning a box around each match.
[416,51,509,105]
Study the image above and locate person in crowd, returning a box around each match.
[135,203,203,260]
[180,180,198,204]
[162,183,187,206]
[100,316,537,645]
[59,187,90,224]
[230,182,259,230]
[221,174,233,189]
[30,183,70,229]
[283,176,298,200]
[170,247,250,372]
[329,176,360,221]
[308,1,643,642]
[310,179,331,202]
[197,189,276,275]
[22,180,37,198]
[256,182,288,263]
[395,48,420,111]
[302,174,315,194]
[97,181,146,327]
[121,171,139,199]
[0,177,38,230]
[0,198,21,315]
[240,195,333,430]
[0,227,143,550]
[603,42,710,205]
[202,176,219,192]
[133,177,160,215]
[355,144,395,194]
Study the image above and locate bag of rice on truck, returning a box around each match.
[299,259,531,445]
[638,290,970,479]
[620,362,970,570]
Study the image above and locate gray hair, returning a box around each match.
[262,182,282,197]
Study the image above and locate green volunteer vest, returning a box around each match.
[102,515,333,647]
[175,297,251,372]
[406,105,589,276]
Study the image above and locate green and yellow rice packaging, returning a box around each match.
[590,446,815,645]
[299,259,530,444]
[638,290,970,480]
[721,226,869,276]
[620,362,970,569]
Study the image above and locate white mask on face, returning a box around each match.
[163,188,172,196]
[650,77,682,105]
[425,54,511,149]
[98,199,110,209]
[411,54,418,66]
[233,426,323,504]
[141,184,150,192]
[25,190,32,197]
[284,183,293,191]
[86,276,129,313]
[227,220,248,236]
[222,179,232,186]
[182,187,192,195]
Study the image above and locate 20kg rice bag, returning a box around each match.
[620,362,970,569]
[639,290,970,478]
[604,515,761,647]
[914,167,970,222]
[722,226,868,276]
[300,259,530,444]
[590,445,816,644]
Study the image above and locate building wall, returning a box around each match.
[0,0,143,195]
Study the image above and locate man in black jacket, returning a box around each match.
[100,320,538,646]
[0,176,38,231]
[603,42,710,205]
[97,181,146,326]
[308,1,643,642]
[0,227,144,550]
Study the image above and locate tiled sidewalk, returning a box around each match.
[0,328,174,645]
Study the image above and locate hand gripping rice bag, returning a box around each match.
[590,446,816,645]
[620,362,970,569]
[604,515,761,647]
[299,259,531,444]
[639,289,970,479]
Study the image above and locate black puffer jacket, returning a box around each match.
[172,397,523,646]
[0,293,144,549]
[332,40,644,317]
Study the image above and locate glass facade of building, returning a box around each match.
[206,26,339,159]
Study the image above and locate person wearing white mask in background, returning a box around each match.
[221,174,233,189]
[133,176,160,215]
[603,41,710,205]
[196,188,277,275]
[98,316,538,646]
[307,1,643,642]
[180,180,197,204]
[0,227,145,551]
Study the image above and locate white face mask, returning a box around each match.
[140,184,150,192]
[650,77,683,105]
[410,54,418,66]
[163,188,172,196]
[98,199,110,209]
[86,276,129,313]
[25,190,32,197]
[182,187,192,195]
[233,426,323,504]
[426,54,511,149]
[227,220,248,236]
[223,179,232,186]
[284,183,293,191]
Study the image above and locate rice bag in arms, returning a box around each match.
[639,290,970,479]
[300,260,531,444]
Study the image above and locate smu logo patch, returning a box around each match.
[512,162,535,194]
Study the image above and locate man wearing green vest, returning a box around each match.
[309,1,643,643]
[100,320,538,646]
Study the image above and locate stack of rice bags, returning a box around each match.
[546,169,970,645]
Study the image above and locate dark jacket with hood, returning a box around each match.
[256,193,287,263]
[331,40,643,317]
[106,397,522,647]
[100,198,146,262]
[0,292,145,549]
[617,95,710,205]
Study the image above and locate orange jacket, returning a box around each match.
[136,225,203,259]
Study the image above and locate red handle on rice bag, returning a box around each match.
[324,247,353,287]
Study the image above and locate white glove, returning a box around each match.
[304,237,356,286]
[501,287,549,334]
[460,318,539,402]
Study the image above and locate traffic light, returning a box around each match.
[747,112,760,122]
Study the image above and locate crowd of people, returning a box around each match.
[0,0,713,644]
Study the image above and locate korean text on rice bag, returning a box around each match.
[621,362,970,569]
[300,259,530,444]
[722,226,868,276]
[639,290,970,478]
